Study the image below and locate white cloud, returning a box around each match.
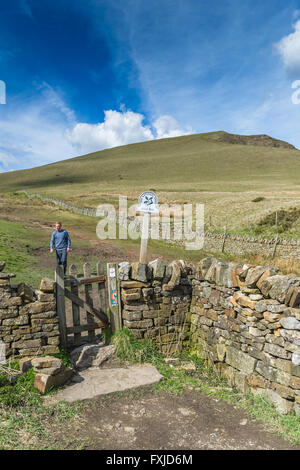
[276,20,300,76]
[66,109,154,154]
[0,151,18,172]
[67,110,193,155]
[153,115,193,139]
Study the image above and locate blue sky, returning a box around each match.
[1,0,300,171]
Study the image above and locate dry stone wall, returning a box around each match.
[119,259,192,354]
[118,258,300,415]
[0,261,60,358]
[190,258,300,415]
[202,231,300,259]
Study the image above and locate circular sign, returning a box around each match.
[136,191,159,214]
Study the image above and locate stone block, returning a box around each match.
[266,304,286,313]
[263,312,283,323]
[121,281,150,288]
[12,338,42,349]
[40,278,55,293]
[122,311,142,321]
[214,262,229,286]
[272,383,295,400]
[292,350,300,366]
[264,343,290,359]
[131,263,151,282]
[36,291,55,302]
[0,297,22,307]
[118,262,131,281]
[47,336,60,345]
[280,317,300,330]
[236,295,256,309]
[225,346,257,374]
[34,367,73,394]
[289,376,300,390]
[247,373,269,389]
[256,389,294,415]
[255,361,277,381]
[289,287,300,308]
[0,308,19,320]
[21,301,56,314]
[198,257,217,278]
[17,283,35,302]
[148,259,165,280]
[256,267,279,291]
[3,315,29,326]
[123,319,153,329]
[41,345,59,354]
[245,266,267,288]
[142,310,159,319]
[121,290,141,302]
[19,356,34,373]
[216,343,226,361]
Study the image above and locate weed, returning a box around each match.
[112,328,162,365]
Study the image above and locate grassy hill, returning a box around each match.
[0,131,300,198]
[1,130,300,236]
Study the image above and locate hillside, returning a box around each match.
[0,131,299,203]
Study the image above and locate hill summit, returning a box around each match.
[212,131,295,149]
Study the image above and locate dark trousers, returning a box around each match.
[56,249,67,275]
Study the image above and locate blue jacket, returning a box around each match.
[50,229,71,250]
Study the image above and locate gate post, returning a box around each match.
[107,262,122,333]
[55,265,67,349]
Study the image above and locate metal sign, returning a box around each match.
[136,191,159,214]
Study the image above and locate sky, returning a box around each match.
[1,0,300,171]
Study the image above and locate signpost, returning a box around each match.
[136,191,159,264]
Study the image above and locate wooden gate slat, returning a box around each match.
[67,323,105,334]
[83,262,96,342]
[55,265,67,349]
[64,288,108,325]
[69,264,81,346]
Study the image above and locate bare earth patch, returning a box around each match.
[75,387,300,450]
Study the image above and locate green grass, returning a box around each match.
[0,218,53,287]
[0,354,89,449]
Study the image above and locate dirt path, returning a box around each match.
[79,387,299,450]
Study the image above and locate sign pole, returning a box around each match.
[139,212,150,264]
[136,191,158,265]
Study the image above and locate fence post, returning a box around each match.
[55,265,67,349]
[97,260,108,315]
[107,262,122,333]
[221,217,228,253]
[272,234,279,259]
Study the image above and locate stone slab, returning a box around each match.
[52,364,163,403]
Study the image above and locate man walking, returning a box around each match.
[50,221,71,275]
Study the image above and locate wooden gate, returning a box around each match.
[55,260,121,349]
